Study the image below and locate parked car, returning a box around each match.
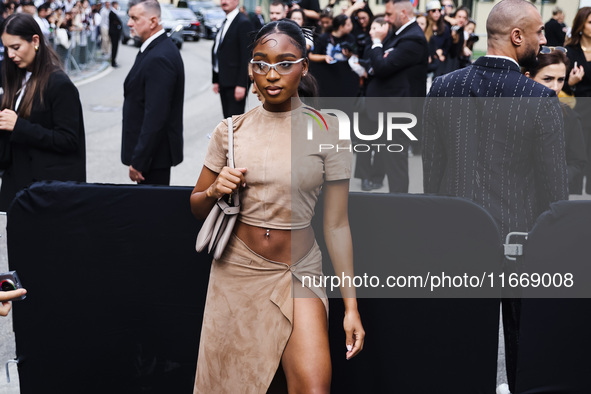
[187,0,224,39]
[161,5,201,42]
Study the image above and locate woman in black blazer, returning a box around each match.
[564,7,591,194]
[0,13,86,211]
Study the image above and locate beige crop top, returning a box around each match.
[203,105,352,230]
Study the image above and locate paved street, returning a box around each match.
[0,36,589,393]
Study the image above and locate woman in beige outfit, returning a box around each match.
[190,20,365,393]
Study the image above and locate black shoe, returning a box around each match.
[371,181,383,190]
[361,179,373,191]
[112,62,119,68]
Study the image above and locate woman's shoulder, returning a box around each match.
[213,106,263,136]
[47,69,77,91]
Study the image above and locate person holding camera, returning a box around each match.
[309,14,359,96]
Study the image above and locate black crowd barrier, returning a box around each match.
[8,182,207,394]
[515,201,591,393]
[6,182,588,393]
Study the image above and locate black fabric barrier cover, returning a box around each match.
[315,193,501,393]
[8,182,208,394]
[516,201,591,393]
[8,182,502,393]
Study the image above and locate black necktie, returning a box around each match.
[214,19,227,70]
[217,19,227,48]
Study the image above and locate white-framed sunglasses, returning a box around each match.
[250,58,306,75]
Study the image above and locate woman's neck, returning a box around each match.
[332,29,344,38]
[581,34,591,50]
[263,97,302,113]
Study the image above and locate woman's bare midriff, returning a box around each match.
[234,220,315,264]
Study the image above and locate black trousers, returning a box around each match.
[354,147,386,185]
[219,85,247,118]
[142,167,171,185]
[109,32,120,66]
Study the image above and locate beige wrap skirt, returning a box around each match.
[193,234,328,394]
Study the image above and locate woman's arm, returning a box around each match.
[323,179,365,359]
[190,165,247,220]
[308,53,334,63]
[0,289,27,317]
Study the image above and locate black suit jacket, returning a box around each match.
[122,32,184,172]
[422,56,569,236]
[365,21,428,97]
[212,11,254,89]
[565,44,591,98]
[109,9,122,36]
[0,70,86,211]
[544,18,566,47]
[249,12,264,31]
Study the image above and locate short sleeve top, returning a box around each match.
[204,105,351,230]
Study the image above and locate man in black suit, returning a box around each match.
[359,0,428,193]
[212,0,254,118]
[544,7,566,47]
[109,1,123,67]
[423,0,568,390]
[249,5,264,30]
[122,0,184,185]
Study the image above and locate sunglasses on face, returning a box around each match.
[250,58,305,75]
[429,9,441,13]
[539,46,567,54]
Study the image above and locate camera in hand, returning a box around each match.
[467,33,479,44]
[1,279,16,292]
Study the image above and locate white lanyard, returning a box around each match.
[15,72,32,111]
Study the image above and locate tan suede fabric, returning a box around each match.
[203,105,351,230]
[195,105,350,392]
[193,234,327,394]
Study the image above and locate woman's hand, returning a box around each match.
[569,62,585,87]
[344,308,365,360]
[0,109,18,132]
[206,166,247,200]
[0,289,27,317]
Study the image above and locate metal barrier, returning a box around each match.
[50,29,105,75]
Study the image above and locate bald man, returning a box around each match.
[423,0,568,390]
[122,0,185,185]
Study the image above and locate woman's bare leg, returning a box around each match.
[281,297,331,394]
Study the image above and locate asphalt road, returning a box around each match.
[0,36,589,393]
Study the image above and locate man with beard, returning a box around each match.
[422,0,568,391]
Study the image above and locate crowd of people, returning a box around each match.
[1,0,591,393]
[0,0,122,72]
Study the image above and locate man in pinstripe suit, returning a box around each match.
[422,0,568,391]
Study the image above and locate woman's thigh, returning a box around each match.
[281,297,331,394]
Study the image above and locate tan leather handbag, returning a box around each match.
[195,117,240,260]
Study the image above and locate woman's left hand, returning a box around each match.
[344,309,365,360]
[0,109,18,132]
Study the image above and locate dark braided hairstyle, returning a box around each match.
[251,19,308,57]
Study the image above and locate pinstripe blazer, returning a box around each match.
[422,56,569,236]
